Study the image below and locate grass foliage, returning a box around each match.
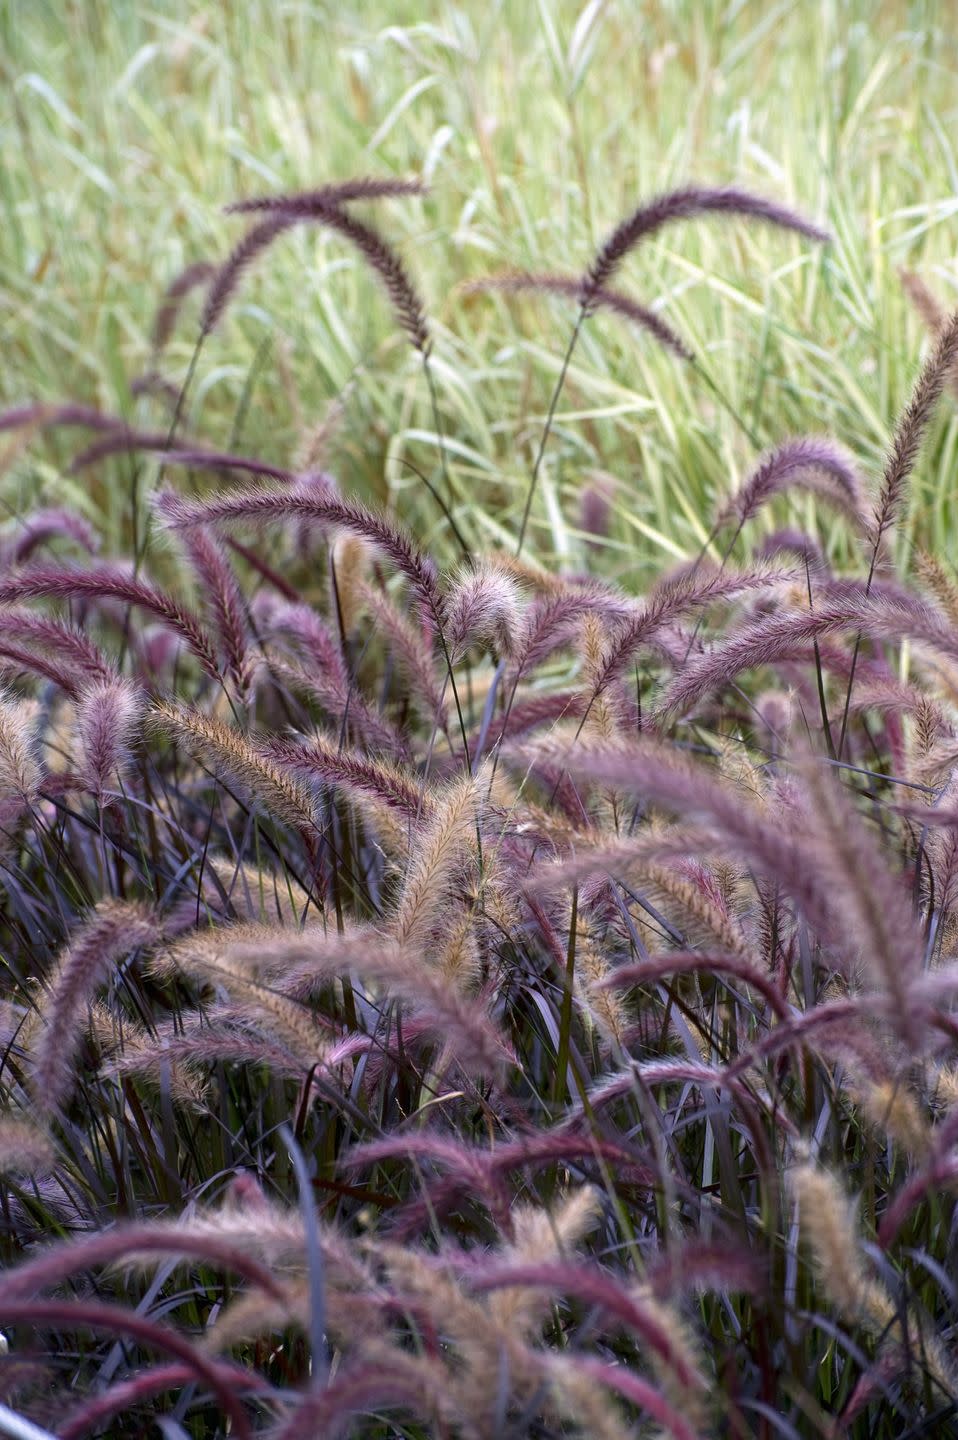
[3,3,958,1437]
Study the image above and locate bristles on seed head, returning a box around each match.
[74,678,143,798]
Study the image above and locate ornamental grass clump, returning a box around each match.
[0,171,957,1438]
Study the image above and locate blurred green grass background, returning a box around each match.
[1,0,956,582]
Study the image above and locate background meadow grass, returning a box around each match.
[2,0,958,580]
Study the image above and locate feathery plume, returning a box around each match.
[155,487,444,627]
[73,678,143,799]
[225,176,426,214]
[358,582,447,726]
[444,559,523,663]
[8,506,99,564]
[298,202,429,353]
[179,525,251,695]
[0,690,41,806]
[467,271,693,358]
[30,901,161,1114]
[584,184,828,299]
[261,731,425,820]
[871,309,958,551]
[714,435,867,532]
[0,563,220,678]
[201,214,298,336]
[152,260,218,351]
[900,267,948,335]
[150,700,318,833]
[592,559,798,696]
[0,1116,55,1176]
[391,769,481,951]
[795,747,924,1043]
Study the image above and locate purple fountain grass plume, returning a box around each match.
[900,267,948,335]
[756,526,827,571]
[225,175,427,214]
[261,598,349,684]
[151,260,218,351]
[350,1127,651,1189]
[524,825,707,893]
[109,1016,328,1093]
[262,732,426,820]
[583,184,829,301]
[273,1351,448,1440]
[265,654,406,759]
[0,611,113,683]
[348,1131,510,1221]
[73,678,144,799]
[0,1298,255,1440]
[293,201,429,353]
[0,1116,54,1176]
[722,998,889,1086]
[655,583,958,724]
[358,582,447,726]
[179,525,251,696]
[509,580,636,678]
[0,1218,289,1304]
[467,1259,707,1394]
[581,1058,759,1119]
[579,471,618,546]
[0,690,41,808]
[222,927,510,1077]
[645,1240,765,1301]
[870,309,958,558]
[443,559,523,663]
[0,401,130,436]
[205,199,428,352]
[0,563,221,679]
[878,1150,958,1249]
[790,1161,957,1399]
[899,268,958,401]
[0,641,85,699]
[471,689,585,755]
[914,548,958,625]
[150,701,319,834]
[68,428,196,471]
[75,437,299,485]
[512,731,836,938]
[591,559,798,698]
[29,901,163,1115]
[59,1363,273,1440]
[714,435,867,533]
[548,1354,704,1440]
[8,507,99,564]
[390,769,482,951]
[258,595,408,754]
[602,950,790,1022]
[201,213,299,337]
[466,270,694,359]
[155,486,445,628]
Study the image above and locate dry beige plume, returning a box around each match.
[329,532,370,636]
[571,913,628,1054]
[205,856,318,926]
[391,767,483,952]
[0,690,41,805]
[151,699,317,832]
[0,1116,55,1176]
[855,1077,932,1162]
[792,1159,955,1398]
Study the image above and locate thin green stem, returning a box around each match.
[516,308,585,556]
